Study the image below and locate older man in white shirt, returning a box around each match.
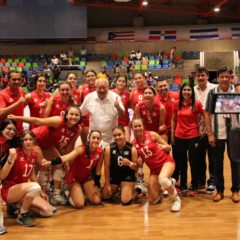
[194,66,216,193]
[80,78,125,147]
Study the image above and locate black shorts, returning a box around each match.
[110,174,136,186]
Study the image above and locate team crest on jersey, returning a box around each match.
[153,112,157,116]
[142,111,146,115]
[61,128,65,133]
[112,150,116,154]
[56,104,60,108]
[20,157,24,161]
[95,154,100,159]
[34,98,38,102]
[9,98,13,103]
[123,151,129,155]
[135,144,139,148]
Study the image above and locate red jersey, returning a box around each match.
[72,88,81,105]
[32,117,80,149]
[28,90,51,129]
[134,101,161,133]
[0,87,25,135]
[0,136,10,167]
[81,84,96,127]
[131,87,146,109]
[154,91,178,133]
[173,100,204,139]
[1,148,37,202]
[66,145,103,184]
[112,89,130,126]
[132,131,174,172]
[50,95,72,117]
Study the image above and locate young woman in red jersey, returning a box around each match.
[131,118,181,212]
[44,81,74,117]
[102,126,138,205]
[0,119,18,234]
[134,86,166,139]
[1,130,53,227]
[25,73,51,129]
[78,70,97,144]
[42,130,103,208]
[53,73,81,106]
[171,83,204,196]
[112,75,131,141]
[130,72,147,109]
[8,105,82,205]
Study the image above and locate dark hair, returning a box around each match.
[130,118,144,129]
[179,83,195,110]
[7,70,20,79]
[133,72,145,78]
[66,72,77,81]
[85,130,102,158]
[84,70,97,77]
[196,66,209,76]
[59,81,74,105]
[116,74,127,82]
[0,119,17,133]
[64,105,81,125]
[144,86,156,95]
[216,66,229,77]
[32,72,47,90]
[19,130,36,147]
[112,125,125,133]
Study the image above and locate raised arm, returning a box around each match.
[0,149,17,180]
[43,96,53,117]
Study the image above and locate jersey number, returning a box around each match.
[58,136,70,148]
[117,156,123,167]
[140,146,152,158]
[23,164,33,177]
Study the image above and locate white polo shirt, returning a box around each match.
[80,90,124,147]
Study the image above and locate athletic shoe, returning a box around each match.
[163,190,169,197]
[135,183,147,196]
[198,183,205,190]
[52,206,58,213]
[177,187,188,195]
[188,189,198,197]
[17,212,34,227]
[0,226,7,235]
[206,184,216,194]
[7,204,18,218]
[171,196,181,212]
[51,194,69,205]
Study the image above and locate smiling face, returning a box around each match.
[156,80,169,97]
[89,131,101,149]
[132,119,144,138]
[85,71,97,87]
[67,73,77,88]
[112,127,126,146]
[59,83,71,99]
[196,71,208,89]
[8,72,21,92]
[65,107,81,126]
[182,85,192,101]
[36,76,47,90]
[22,133,34,151]
[134,73,145,88]
[116,76,126,90]
[217,71,230,92]
[96,78,109,99]
[143,88,155,103]
[1,123,16,140]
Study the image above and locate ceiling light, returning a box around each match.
[114,0,131,2]
[142,0,148,6]
[214,7,220,12]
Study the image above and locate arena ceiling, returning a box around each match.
[71,0,240,27]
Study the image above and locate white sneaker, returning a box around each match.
[135,183,148,196]
[51,194,68,205]
[163,190,169,196]
[171,196,181,212]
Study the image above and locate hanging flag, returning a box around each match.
[231,27,240,39]
[108,31,134,41]
[149,30,176,41]
[149,31,161,40]
[190,28,219,40]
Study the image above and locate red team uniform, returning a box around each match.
[72,89,81,106]
[0,87,25,135]
[112,89,130,126]
[49,95,72,117]
[132,131,174,175]
[134,101,162,133]
[154,91,178,134]
[0,136,10,167]
[66,145,103,184]
[81,84,96,127]
[131,87,146,109]
[32,118,80,149]
[28,90,51,129]
[1,148,37,202]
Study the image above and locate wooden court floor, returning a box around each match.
[2,157,240,240]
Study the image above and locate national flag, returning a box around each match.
[108,31,134,41]
[231,27,240,39]
[149,31,161,40]
[149,30,176,41]
[190,28,219,40]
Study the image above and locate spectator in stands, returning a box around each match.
[194,67,216,193]
[0,70,25,137]
[80,78,125,148]
[97,67,108,79]
[80,46,87,58]
[51,56,59,66]
[229,69,239,86]
[51,64,61,82]
[60,51,68,65]
[170,47,176,68]
[130,50,136,61]
[67,48,74,64]
[205,66,240,203]
[136,50,142,61]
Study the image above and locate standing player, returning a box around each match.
[25,73,51,129]
[1,130,54,227]
[131,118,181,212]
[112,75,131,141]
[102,126,138,205]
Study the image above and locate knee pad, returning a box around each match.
[69,197,76,207]
[53,169,65,182]
[37,171,48,186]
[159,178,172,190]
[26,183,41,198]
